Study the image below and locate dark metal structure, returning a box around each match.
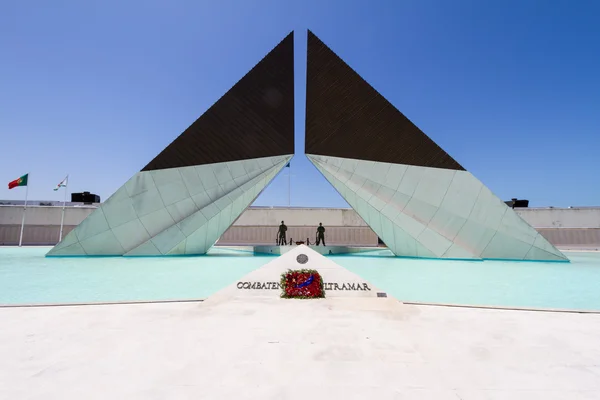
[143,32,295,171]
[305,30,464,171]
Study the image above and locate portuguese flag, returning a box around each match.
[8,174,28,190]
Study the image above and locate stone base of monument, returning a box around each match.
[205,245,393,305]
[252,245,375,256]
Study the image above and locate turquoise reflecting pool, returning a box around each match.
[336,250,600,311]
[0,247,270,305]
[1,247,600,311]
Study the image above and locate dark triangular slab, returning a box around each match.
[142,32,295,171]
[305,30,464,171]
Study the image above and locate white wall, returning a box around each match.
[0,205,97,245]
[1,205,599,249]
[233,207,368,227]
[0,205,97,226]
[5,205,600,230]
[514,208,600,228]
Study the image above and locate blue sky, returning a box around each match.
[1,0,598,208]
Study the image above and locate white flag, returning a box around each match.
[53,175,68,191]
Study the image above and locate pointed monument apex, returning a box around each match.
[144,31,295,171]
[306,30,463,170]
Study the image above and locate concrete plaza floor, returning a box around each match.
[1,298,600,399]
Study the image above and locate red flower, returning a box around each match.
[280,269,325,299]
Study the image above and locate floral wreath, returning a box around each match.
[280,269,325,299]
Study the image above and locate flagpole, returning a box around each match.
[287,168,291,207]
[59,175,68,242]
[18,174,29,247]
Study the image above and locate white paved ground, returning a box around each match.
[1,298,600,400]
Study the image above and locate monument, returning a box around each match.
[304,30,566,261]
[205,245,388,305]
[47,30,567,261]
[47,33,295,256]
